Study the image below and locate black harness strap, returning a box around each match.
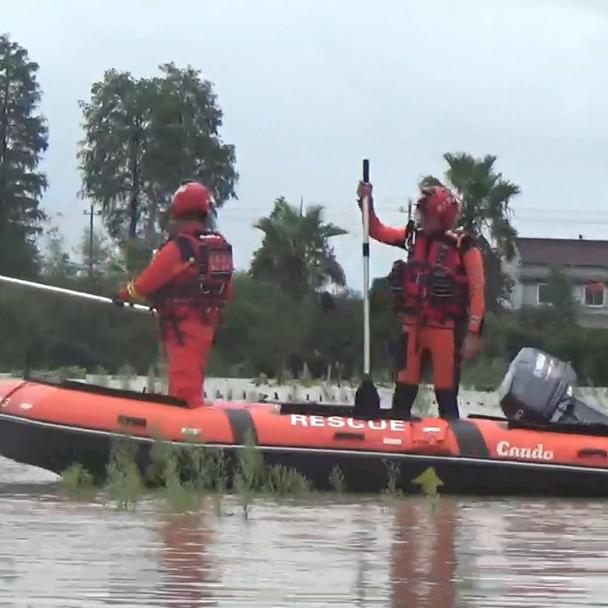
[173,234,197,263]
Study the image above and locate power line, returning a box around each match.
[83,202,102,279]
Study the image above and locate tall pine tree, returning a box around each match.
[78,70,154,241]
[78,64,237,244]
[0,34,48,276]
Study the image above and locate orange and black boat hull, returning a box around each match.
[2,378,608,496]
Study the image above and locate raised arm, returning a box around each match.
[368,201,409,247]
[357,181,409,248]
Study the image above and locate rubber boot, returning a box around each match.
[435,388,460,419]
[390,383,418,420]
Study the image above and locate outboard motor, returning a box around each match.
[498,348,608,426]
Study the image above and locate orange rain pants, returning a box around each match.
[162,314,215,409]
[394,320,465,419]
[398,323,460,389]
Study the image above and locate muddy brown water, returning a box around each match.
[1,458,608,607]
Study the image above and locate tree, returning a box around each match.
[425,153,520,310]
[212,273,312,377]
[250,197,347,297]
[78,64,237,241]
[544,267,577,324]
[78,70,154,240]
[148,63,238,208]
[42,225,74,281]
[302,290,363,378]
[0,34,48,277]
[76,226,112,279]
[370,278,402,377]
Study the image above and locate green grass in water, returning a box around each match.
[328,465,346,493]
[147,438,230,512]
[234,434,313,517]
[105,438,144,510]
[64,428,316,514]
[61,463,95,494]
[264,464,311,496]
[383,460,403,497]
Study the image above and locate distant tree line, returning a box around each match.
[1,32,608,388]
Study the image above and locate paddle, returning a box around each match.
[353,159,381,417]
[0,274,155,315]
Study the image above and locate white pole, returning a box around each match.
[361,159,371,376]
[0,274,155,315]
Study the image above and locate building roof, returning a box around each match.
[517,237,608,268]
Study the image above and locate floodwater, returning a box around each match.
[1,459,608,607]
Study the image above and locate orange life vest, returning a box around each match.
[153,231,233,311]
[387,230,469,321]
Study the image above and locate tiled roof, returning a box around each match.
[517,238,608,268]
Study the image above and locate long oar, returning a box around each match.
[0,274,155,315]
[354,159,380,417]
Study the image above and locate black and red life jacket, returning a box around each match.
[387,230,469,321]
[154,231,233,311]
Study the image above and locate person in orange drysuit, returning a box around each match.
[357,180,485,420]
[117,181,233,408]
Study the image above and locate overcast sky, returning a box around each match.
[3,0,608,287]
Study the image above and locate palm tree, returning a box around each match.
[250,197,347,298]
[421,154,520,310]
[443,153,519,260]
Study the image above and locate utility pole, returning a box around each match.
[83,201,102,279]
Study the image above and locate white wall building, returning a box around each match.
[508,237,608,328]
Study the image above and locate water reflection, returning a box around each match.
[157,511,217,607]
[468,499,608,607]
[2,460,608,607]
[390,499,459,608]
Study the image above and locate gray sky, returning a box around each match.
[4,0,608,287]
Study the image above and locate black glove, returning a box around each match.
[112,295,125,307]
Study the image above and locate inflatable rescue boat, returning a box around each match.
[2,348,608,496]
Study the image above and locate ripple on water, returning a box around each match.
[1,459,608,607]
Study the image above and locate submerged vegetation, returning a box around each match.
[60,434,444,512]
[383,461,403,498]
[105,439,145,509]
[329,465,346,493]
[60,463,94,493]
[61,434,315,513]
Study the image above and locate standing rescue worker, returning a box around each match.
[117,181,233,408]
[357,180,485,419]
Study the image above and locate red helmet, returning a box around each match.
[170,181,211,219]
[417,186,460,231]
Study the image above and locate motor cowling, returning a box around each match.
[498,348,608,426]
